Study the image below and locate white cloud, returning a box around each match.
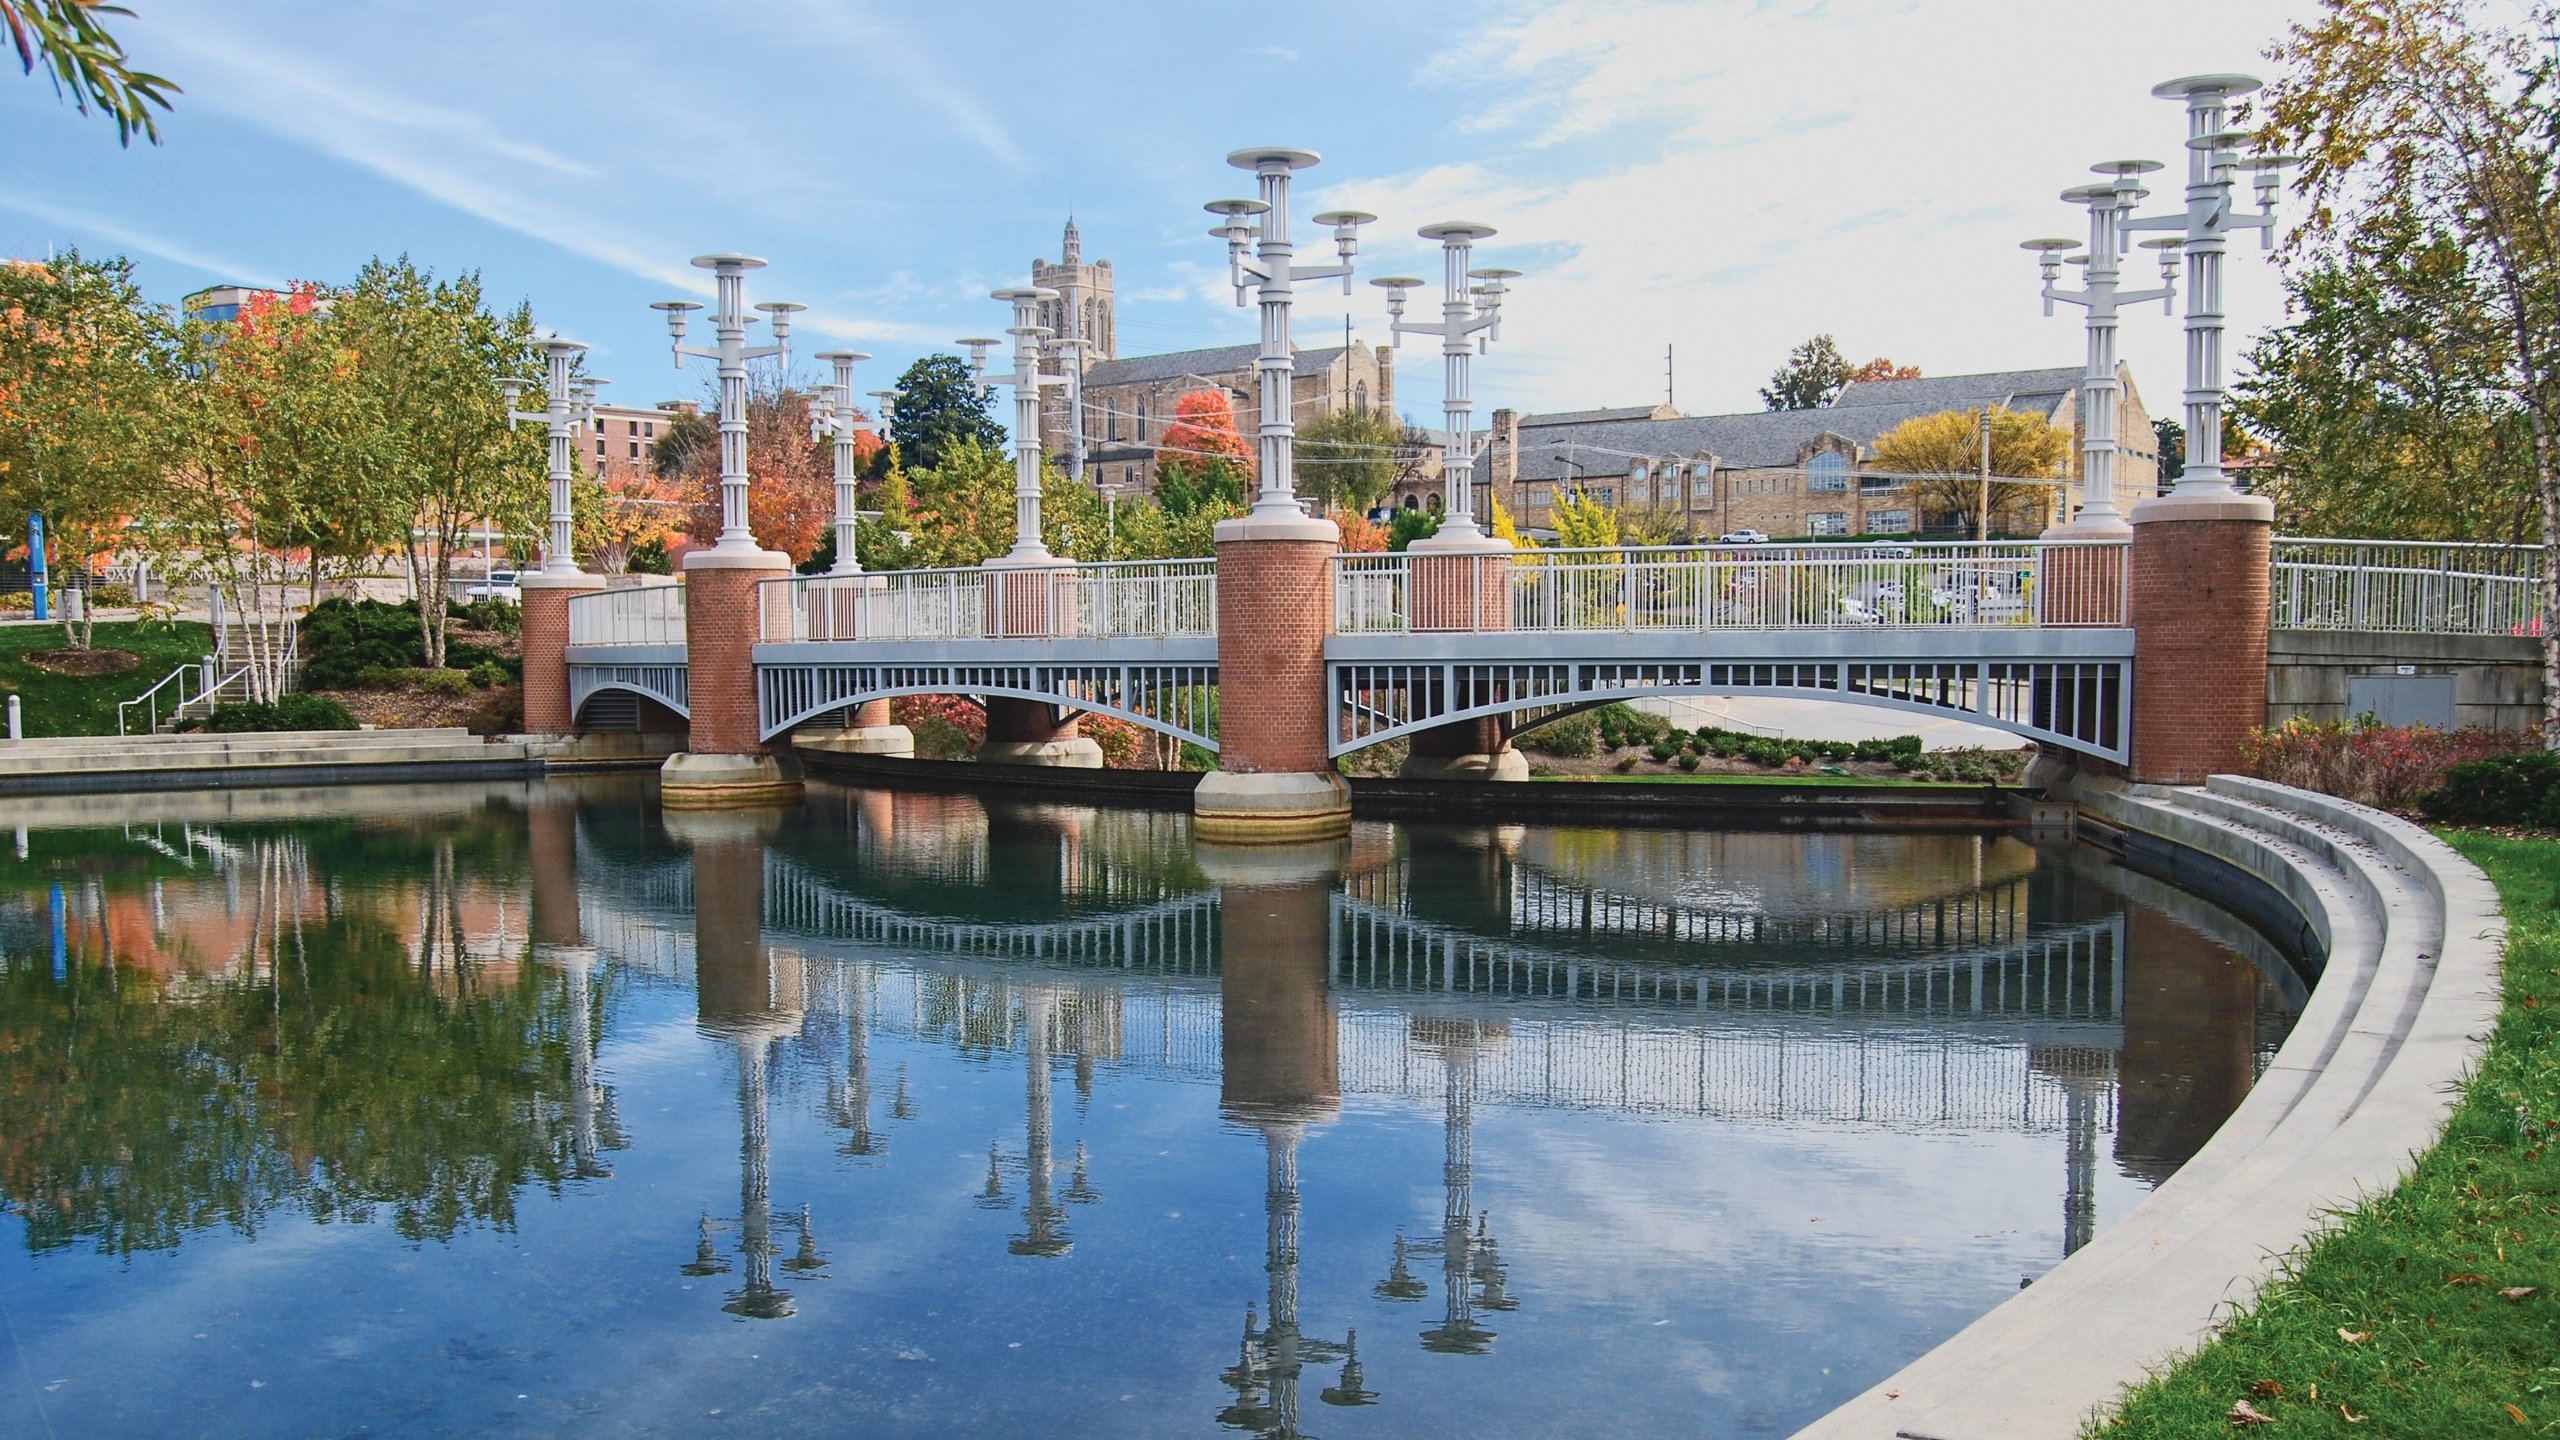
[1306,0,2307,417]
[0,193,286,288]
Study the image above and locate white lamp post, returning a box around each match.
[2023,164,2178,536]
[809,350,873,576]
[502,336,597,576]
[650,255,802,556]
[1373,235,1519,544]
[1205,146,1374,518]
[2121,75,2299,498]
[961,287,1071,563]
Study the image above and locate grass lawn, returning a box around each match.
[2095,830,2560,1437]
[1526,771,1968,788]
[0,620,217,737]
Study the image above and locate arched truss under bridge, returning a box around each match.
[1328,653,2130,763]
[568,661,690,727]
[758,659,1221,750]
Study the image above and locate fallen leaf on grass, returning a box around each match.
[2249,1381,2285,1398]
[2230,1398,2275,1426]
[2507,1403,2529,1424]
[2501,1286,2537,1300]
[2447,1273,2490,1287]
[2340,1404,2366,1423]
[2339,1327,2371,1344]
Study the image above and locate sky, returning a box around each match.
[2,0,2325,428]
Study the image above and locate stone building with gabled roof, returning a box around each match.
[1444,364,2156,541]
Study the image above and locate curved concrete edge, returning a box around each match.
[1193,770,1352,844]
[1789,775,2502,1440]
[975,737,1105,768]
[659,751,805,809]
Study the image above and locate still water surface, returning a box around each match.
[0,779,2302,1438]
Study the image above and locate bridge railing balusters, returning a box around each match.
[763,559,1216,644]
[567,583,687,646]
[2271,538,2540,634]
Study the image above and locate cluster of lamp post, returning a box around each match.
[502,76,2291,576]
[2027,74,2296,533]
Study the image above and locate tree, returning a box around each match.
[161,288,389,701]
[334,257,543,668]
[2153,417,2186,482]
[0,250,173,649]
[1868,407,2071,538]
[1847,357,1922,383]
[1761,334,1855,411]
[1550,490,1620,549]
[4,0,177,145]
[2265,0,2560,737]
[649,406,713,481]
[886,354,1005,473]
[898,434,1015,567]
[2238,213,2535,541]
[1154,388,1254,516]
[1297,404,1400,512]
[1386,508,1442,552]
[667,379,841,565]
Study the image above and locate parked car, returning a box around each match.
[465,569,522,604]
[1864,543,1915,559]
[1717,529,1770,545]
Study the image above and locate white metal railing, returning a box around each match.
[1334,541,2128,633]
[117,655,248,734]
[2272,538,2542,635]
[765,560,1216,643]
[568,583,687,646]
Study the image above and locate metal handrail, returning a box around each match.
[117,655,248,734]
[2271,538,2544,635]
[568,584,688,646]
[765,560,1218,643]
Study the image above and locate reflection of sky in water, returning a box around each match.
[0,781,2299,1438]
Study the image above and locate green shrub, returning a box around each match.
[466,683,522,737]
[178,693,360,734]
[465,661,508,689]
[87,584,135,608]
[1593,703,1666,750]
[1908,746,2028,784]
[1613,754,1640,773]
[628,537,673,575]
[350,664,406,690]
[452,598,522,635]
[1648,740,1677,761]
[1518,712,1599,757]
[302,598,427,688]
[2420,753,2560,827]
[444,639,520,678]
[415,668,473,696]
[1675,752,1701,772]
[1,591,31,612]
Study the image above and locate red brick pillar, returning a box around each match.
[672,809,803,1041]
[663,551,804,808]
[1400,538,1526,780]
[1197,513,1350,842]
[1218,875,1341,1124]
[2128,494,2273,785]
[528,799,582,949]
[520,575,602,736]
[978,695,1102,767]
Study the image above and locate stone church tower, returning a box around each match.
[1031,219,1113,367]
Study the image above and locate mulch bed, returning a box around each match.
[22,647,140,676]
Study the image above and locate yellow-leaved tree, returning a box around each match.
[1868,406,2069,539]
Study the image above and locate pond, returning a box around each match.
[0,778,2302,1438]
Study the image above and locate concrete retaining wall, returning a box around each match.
[2269,628,2541,731]
[1791,774,2503,1439]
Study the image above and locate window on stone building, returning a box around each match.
[1691,470,1714,503]
[629,441,641,460]
[1809,511,1848,536]
[1137,393,1149,440]
[1108,403,1120,442]
[1527,483,1551,509]
[1870,508,1911,533]
[1807,452,1849,491]
[1356,380,1369,412]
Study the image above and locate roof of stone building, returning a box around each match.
[1080,341,1362,390]
[1477,397,2059,483]
[1829,366,2084,417]
[1519,404,1682,428]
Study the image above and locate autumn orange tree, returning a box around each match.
[1154,389,1253,515]
[670,380,854,566]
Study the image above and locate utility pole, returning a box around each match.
[1977,407,1993,542]
[1665,343,1675,411]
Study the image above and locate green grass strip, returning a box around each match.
[1525,772,1961,788]
[2094,831,2560,1437]
[0,620,218,738]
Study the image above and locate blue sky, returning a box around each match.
[4,0,2319,426]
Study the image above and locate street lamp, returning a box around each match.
[960,287,1071,563]
[1206,146,1374,519]
[502,337,597,576]
[1374,229,1520,546]
[2120,75,2299,498]
[2022,163,2177,536]
[650,255,802,556]
[810,350,874,576]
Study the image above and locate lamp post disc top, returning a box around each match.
[1226,146,1321,171]
[2091,159,2165,177]
[2189,129,2255,153]
[1006,325,1051,338]
[991,286,1057,302]
[691,253,769,271]
[543,336,590,356]
[755,301,806,315]
[1418,220,1499,242]
[813,350,871,363]
[2060,183,2117,204]
[1468,267,1523,281]
[2020,238,2079,253]
[1371,276,1426,289]
[1312,210,1377,227]
[2139,236,2183,250]
[954,337,1002,348]
[1205,198,1271,218]
[2152,72,2263,101]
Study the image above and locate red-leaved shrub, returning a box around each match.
[2239,716,2539,810]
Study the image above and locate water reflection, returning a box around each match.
[0,780,2303,1439]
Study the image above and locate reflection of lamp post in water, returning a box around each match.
[1376,1020,1517,1355]
[684,1034,828,1320]
[976,988,1095,1257]
[1218,1118,1379,1437]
